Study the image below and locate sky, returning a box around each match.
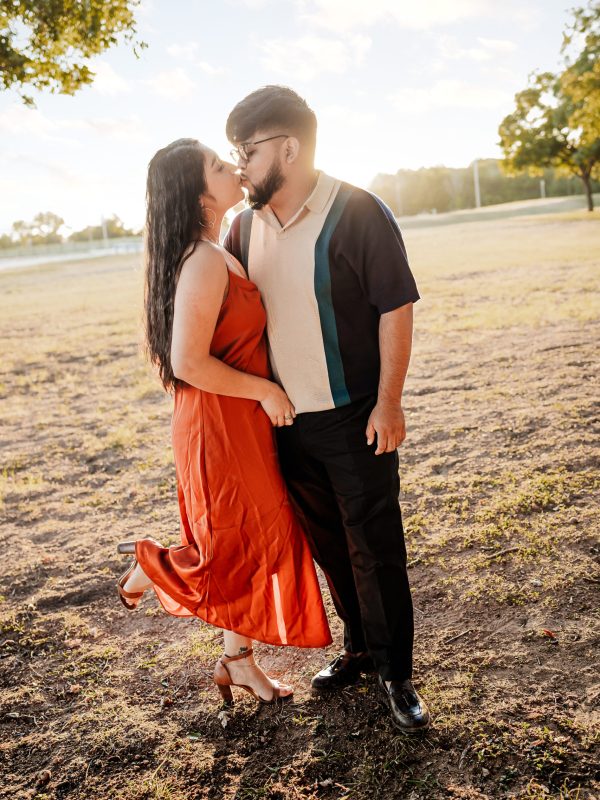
[0,0,578,235]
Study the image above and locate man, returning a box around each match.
[224,86,430,734]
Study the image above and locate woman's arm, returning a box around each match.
[171,244,295,426]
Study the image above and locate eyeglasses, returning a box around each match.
[229,134,289,165]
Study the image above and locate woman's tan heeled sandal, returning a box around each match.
[213,648,293,705]
[116,559,144,610]
[116,540,154,610]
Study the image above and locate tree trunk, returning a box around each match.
[581,172,594,211]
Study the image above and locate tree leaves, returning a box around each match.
[0,0,146,105]
[498,3,600,210]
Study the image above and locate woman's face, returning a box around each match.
[201,150,244,213]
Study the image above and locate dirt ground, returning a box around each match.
[0,210,599,800]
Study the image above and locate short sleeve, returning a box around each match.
[334,189,420,314]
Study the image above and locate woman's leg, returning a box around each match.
[221,630,293,700]
[120,576,292,699]
[223,630,253,656]
[123,561,153,596]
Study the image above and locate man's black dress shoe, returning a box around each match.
[378,676,431,734]
[311,651,375,690]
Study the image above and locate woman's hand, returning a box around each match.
[260,383,297,427]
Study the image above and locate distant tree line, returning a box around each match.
[0,212,140,249]
[369,160,600,217]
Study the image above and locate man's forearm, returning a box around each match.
[377,303,414,406]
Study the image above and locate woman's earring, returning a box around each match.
[200,207,217,229]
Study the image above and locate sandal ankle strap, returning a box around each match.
[221,648,254,663]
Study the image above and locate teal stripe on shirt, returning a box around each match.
[314,185,353,407]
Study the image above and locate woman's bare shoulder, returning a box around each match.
[178,241,228,290]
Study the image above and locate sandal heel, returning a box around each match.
[216,683,234,704]
[117,541,136,555]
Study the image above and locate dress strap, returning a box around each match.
[222,248,249,279]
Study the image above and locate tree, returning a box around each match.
[12,211,65,243]
[498,3,600,211]
[69,214,135,241]
[0,0,145,106]
[561,2,600,142]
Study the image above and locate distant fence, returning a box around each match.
[0,236,144,271]
[0,236,143,259]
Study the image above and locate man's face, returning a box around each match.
[236,131,287,210]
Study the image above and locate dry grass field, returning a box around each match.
[0,209,599,800]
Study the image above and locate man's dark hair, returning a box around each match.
[226,85,317,156]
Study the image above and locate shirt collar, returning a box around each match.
[305,171,336,214]
[255,171,337,230]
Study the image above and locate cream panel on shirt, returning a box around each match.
[247,183,341,413]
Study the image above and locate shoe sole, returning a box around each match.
[389,716,431,735]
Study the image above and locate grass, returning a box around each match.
[0,212,599,799]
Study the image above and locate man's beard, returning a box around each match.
[246,161,285,210]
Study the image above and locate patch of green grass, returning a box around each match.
[234,789,270,800]
[137,657,158,670]
[471,720,575,782]
[523,779,583,799]
[61,657,119,683]
[0,611,26,634]
[0,468,47,508]
[443,494,471,518]
[183,629,222,662]
[419,670,478,732]
[461,573,535,606]
[476,468,593,523]
[135,775,189,800]
[106,425,140,451]
[404,511,430,539]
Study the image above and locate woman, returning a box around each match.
[116,138,331,705]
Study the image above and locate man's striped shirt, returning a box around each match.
[224,171,420,414]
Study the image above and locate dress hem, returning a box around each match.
[150,584,332,649]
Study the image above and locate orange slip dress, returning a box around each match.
[135,250,332,648]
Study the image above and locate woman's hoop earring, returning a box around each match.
[200,206,217,229]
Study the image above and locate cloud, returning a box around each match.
[477,37,517,54]
[436,34,517,63]
[197,61,225,76]
[234,0,271,7]
[0,105,57,138]
[389,79,512,114]
[2,152,82,185]
[318,104,377,129]
[146,67,196,99]
[259,34,371,81]
[89,60,132,95]
[0,104,148,147]
[167,42,200,61]
[166,42,225,74]
[0,105,85,147]
[511,5,543,29]
[299,0,496,32]
[83,115,148,143]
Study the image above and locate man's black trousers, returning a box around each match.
[276,394,414,681]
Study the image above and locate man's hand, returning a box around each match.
[366,402,406,455]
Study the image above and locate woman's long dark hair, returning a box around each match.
[144,138,208,391]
